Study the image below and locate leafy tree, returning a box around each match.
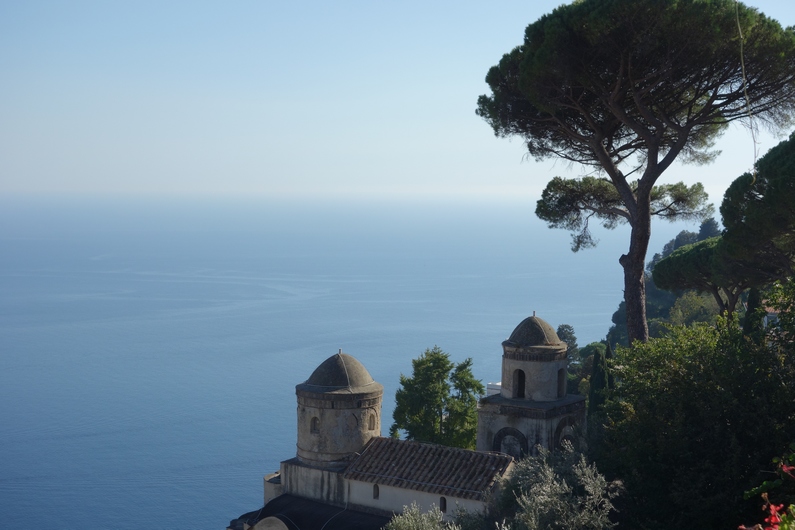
[568,341,604,397]
[666,290,720,326]
[555,324,579,359]
[587,349,605,417]
[646,227,700,273]
[768,278,795,344]
[653,134,795,313]
[390,346,484,449]
[603,342,615,391]
[698,217,721,241]
[385,503,461,530]
[606,272,677,346]
[597,317,795,528]
[477,0,795,343]
[578,342,606,362]
[653,236,750,316]
[720,131,795,282]
[536,177,712,252]
[742,287,765,343]
[740,442,795,530]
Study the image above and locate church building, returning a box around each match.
[228,314,584,530]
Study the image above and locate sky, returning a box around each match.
[1,0,793,203]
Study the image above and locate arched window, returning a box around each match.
[557,368,566,398]
[368,414,376,431]
[373,484,379,499]
[439,496,447,513]
[310,417,320,434]
[513,369,526,399]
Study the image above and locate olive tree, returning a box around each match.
[477,0,795,343]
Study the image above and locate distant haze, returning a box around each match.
[1,0,792,202]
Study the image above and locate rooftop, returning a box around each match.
[343,437,514,501]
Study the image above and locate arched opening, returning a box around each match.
[439,496,447,513]
[513,369,526,399]
[368,414,376,431]
[554,416,578,450]
[310,417,320,434]
[493,427,529,458]
[557,368,566,398]
[373,484,379,499]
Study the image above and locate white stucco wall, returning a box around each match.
[347,480,484,520]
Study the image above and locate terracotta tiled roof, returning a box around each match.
[229,494,389,530]
[343,437,514,501]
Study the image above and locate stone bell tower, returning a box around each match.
[476,314,586,458]
[294,350,384,469]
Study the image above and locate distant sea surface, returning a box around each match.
[0,195,690,529]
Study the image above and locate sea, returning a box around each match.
[0,195,689,529]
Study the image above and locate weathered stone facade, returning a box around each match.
[476,314,586,457]
[294,352,383,469]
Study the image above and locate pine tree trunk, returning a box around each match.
[621,203,651,344]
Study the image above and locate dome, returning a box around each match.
[298,351,382,394]
[504,314,562,348]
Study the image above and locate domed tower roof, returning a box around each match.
[504,314,563,349]
[296,351,383,396]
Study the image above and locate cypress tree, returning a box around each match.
[742,287,765,344]
[588,349,607,417]
[604,342,615,390]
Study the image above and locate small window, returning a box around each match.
[368,414,376,431]
[310,417,320,434]
[439,496,447,513]
[557,368,566,398]
[513,370,526,399]
[373,484,379,499]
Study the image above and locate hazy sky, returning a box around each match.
[1,0,792,202]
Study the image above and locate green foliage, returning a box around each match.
[477,0,795,169]
[721,132,795,283]
[597,318,795,528]
[390,346,484,449]
[768,278,795,343]
[588,343,614,417]
[603,342,614,391]
[557,324,582,394]
[698,217,721,241]
[385,503,461,530]
[666,290,720,327]
[608,219,723,345]
[568,342,603,397]
[744,442,795,506]
[578,342,605,361]
[489,443,618,530]
[555,324,578,359]
[653,134,795,316]
[646,227,700,273]
[742,287,765,343]
[478,0,795,342]
[740,442,795,530]
[536,177,712,252]
[606,273,677,346]
[653,237,749,316]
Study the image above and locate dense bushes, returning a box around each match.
[595,290,795,528]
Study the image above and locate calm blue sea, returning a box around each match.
[0,196,688,529]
